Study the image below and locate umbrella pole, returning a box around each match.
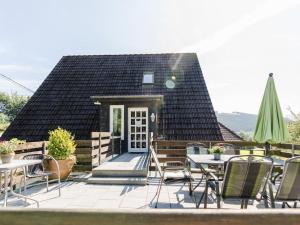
[265,142,271,156]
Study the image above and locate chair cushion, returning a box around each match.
[164,170,192,182]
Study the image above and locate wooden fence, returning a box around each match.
[0,208,299,225]
[12,132,121,172]
[152,140,300,167]
[74,132,121,171]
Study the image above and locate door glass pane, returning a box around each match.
[112,108,121,136]
[131,119,135,125]
[142,134,146,140]
[142,111,146,117]
[136,142,141,148]
[142,119,146,125]
[142,126,146,132]
[131,134,135,140]
[131,111,135,117]
[137,127,141,132]
[137,134,141,140]
[142,142,146,148]
[131,126,135,133]
[131,142,135,148]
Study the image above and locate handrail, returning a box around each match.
[0,208,299,225]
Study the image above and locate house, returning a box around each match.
[3,53,231,153]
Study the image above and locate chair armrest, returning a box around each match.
[43,155,61,181]
[207,171,219,181]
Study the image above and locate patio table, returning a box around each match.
[187,154,284,169]
[187,154,285,208]
[0,159,42,208]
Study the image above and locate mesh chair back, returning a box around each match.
[149,145,163,177]
[276,156,300,201]
[187,143,208,155]
[221,155,273,199]
[22,154,44,176]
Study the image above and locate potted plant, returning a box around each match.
[0,138,24,164]
[47,127,76,180]
[209,145,224,160]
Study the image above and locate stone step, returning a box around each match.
[92,152,149,177]
[92,169,147,177]
[87,177,147,185]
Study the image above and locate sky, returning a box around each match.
[0,0,300,115]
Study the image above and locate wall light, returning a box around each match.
[150,113,156,122]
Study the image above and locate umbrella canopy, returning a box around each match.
[253,73,290,144]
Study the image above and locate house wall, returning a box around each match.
[98,101,160,153]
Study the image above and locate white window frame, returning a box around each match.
[143,72,154,84]
[109,105,124,140]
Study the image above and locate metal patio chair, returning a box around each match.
[186,143,219,192]
[20,154,61,196]
[149,145,194,208]
[269,156,300,208]
[201,155,273,209]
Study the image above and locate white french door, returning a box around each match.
[128,108,148,153]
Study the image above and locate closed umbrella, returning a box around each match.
[253,73,290,155]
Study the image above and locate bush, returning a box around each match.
[0,138,25,154]
[47,127,76,160]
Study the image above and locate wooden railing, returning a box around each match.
[152,140,300,166]
[0,208,299,225]
[74,132,121,171]
[11,132,121,172]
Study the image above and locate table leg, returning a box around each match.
[9,170,39,208]
[3,171,8,207]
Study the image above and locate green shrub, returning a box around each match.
[47,127,76,160]
[0,138,25,154]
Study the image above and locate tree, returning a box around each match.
[0,92,30,121]
[239,131,253,142]
[287,108,300,144]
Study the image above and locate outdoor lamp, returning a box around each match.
[150,113,156,122]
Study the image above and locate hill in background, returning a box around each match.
[216,112,257,133]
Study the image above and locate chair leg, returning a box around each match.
[294,202,298,208]
[215,181,221,209]
[204,181,209,209]
[188,179,192,196]
[46,176,49,192]
[282,202,286,208]
[268,181,275,208]
[241,199,244,209]
[155,177,164,208]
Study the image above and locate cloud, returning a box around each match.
[182,0,300,55]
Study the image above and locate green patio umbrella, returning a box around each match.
[253,73,290,154]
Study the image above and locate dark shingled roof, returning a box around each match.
[3,53,223,141]
[218,122,243,142]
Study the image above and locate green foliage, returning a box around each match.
[239,131,253,142]
[0,113,9,134]
[0,92,30,121]
[209,145,224,154]
[47,127,76,160]
[288,114,300,144]
[0,138,25,154]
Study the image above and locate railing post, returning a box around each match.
[119,137,121,155]
[99,132,102,165]
[42,141,47,155]
[111,133,114,158]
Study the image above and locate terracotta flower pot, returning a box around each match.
[47,156,76,180]
[0,152,15,164]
